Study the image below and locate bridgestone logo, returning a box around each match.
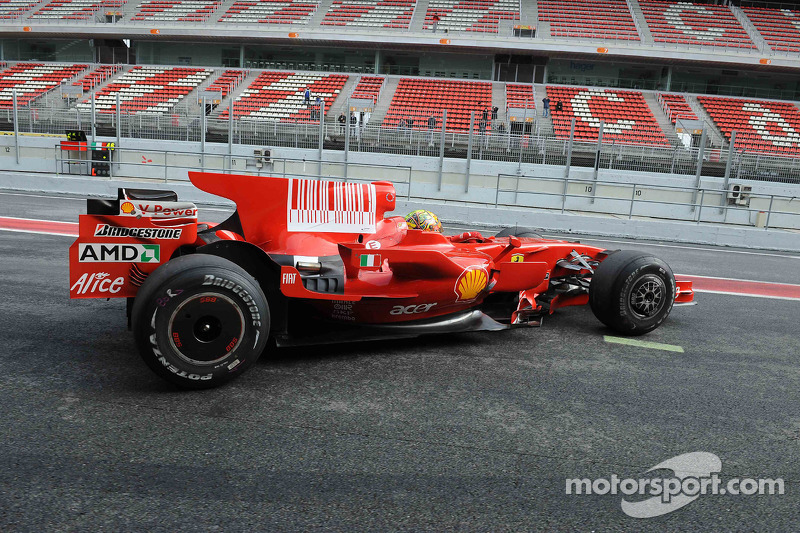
[202,275,262,327]
[95,224,182,239]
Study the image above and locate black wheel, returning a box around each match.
[589,250,676,336]
[131,254,270,388]
[495,226,543,239]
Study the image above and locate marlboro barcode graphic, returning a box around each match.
[360,254,380,267]
[287,179,377,233]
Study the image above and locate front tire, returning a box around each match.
[589,250,675,336]
[131,254,270,388]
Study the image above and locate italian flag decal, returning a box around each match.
[360,254,380,267]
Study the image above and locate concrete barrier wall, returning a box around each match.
[2,133,800,250]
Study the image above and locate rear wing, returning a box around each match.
[68,188,199,299]
[188,172,397,256]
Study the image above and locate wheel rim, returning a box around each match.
[629,276,666,319]
[168,292,245,366]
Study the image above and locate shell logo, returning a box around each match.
[120,201,135,214]
[454,266,488,302]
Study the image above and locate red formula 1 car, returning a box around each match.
[69,172,694,388]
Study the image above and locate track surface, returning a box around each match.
[1,191,798,531]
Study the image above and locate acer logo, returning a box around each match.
[390,303,437,315]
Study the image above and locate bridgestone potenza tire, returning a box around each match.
[589,250,676,336]
[131,254,270,389]
[495,226,543,239]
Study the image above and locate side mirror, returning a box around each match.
[509,236,521,248]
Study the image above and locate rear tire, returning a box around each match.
[495,226,543,239]
[589,250,675,336]
[131,254,270,388]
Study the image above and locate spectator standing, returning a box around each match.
[542,96,551,117]
[315,96,322,120]
[350,112,357,137]
[482,108,489,123]
[337,112,346,136]
[304,87,311,106]
[432,14,440,33]
[427,114,436,143]
[491,105,498,124]
[398,117,407,132]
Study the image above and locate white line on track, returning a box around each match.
[0,215,76,225]
[692,289,800,301]
[681,274,800,286]
[0,227,74,237]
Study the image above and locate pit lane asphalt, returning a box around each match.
[1,191,798,531]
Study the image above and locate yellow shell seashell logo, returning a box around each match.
[120,201,135,215]
[455,267,488,302]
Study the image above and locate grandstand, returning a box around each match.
[0,0,799,189]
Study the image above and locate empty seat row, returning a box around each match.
[539,0,639,41]
[423,0,519,34]
[639,1,757,49]
[75,66,213,114]
[742,6,800,53]
[350,75,384,103]
[657,93,697,124]
[383,77,493,132]
[218,0,318,23]
[321,0,415,29]
[506,83,535,109]
[546,85,670,146]
[0,63,88,108]
[218,71,348,122]
[698,96,800,155]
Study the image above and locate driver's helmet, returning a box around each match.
[405,210,442,232]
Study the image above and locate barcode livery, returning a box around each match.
[287,179,377,233]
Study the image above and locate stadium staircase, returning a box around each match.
[532,83,553,136]
[520,0,548,38]
[491,80,507,126]
[625,0,652,43]
[209,69,262,118]
[360,76,399,125]
[729,3,769,55]
[408,0,430,32]
[326,74,360,117]
[685,94,728,147]
[308,0,336,26]
[642,91,680,146]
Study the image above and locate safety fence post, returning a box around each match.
[465,111,474,193]
[692,128,707,211]
[721,130,737,209]
[12,89,18,164]
[438,109,446,191]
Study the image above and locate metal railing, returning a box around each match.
[4,93,800,185]
[494,173,800,230]
[39,141,800,230]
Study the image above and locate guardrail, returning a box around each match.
[494,173,800,230]
[41,139,800,230]
[53,147,414,200]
